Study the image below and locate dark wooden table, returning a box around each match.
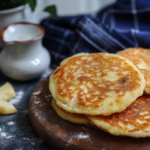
[0,68,54,150]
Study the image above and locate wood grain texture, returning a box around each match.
[29,75,150,150]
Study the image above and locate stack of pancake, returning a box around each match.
[49,48,150,138]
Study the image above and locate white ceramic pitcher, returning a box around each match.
[0,22,51,81]
[0,5,26,48]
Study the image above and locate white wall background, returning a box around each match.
[24,0,116,23]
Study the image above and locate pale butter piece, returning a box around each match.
[0,100,17,115]
[0,82,16,101]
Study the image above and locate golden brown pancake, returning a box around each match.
[118,48,150,95]
[140,70,150,95]
[118,47,150,66]
[49,53,145,116]
[88,96,150,138]
[52,99,90,124]
[117,53,149,70]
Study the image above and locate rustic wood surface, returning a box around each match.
[29,75,150,150]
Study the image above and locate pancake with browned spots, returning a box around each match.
[118,48,150,66]
[88,96,150,138]
[52,99,90,124]
[49,53,145,116]
[118,48,150,95]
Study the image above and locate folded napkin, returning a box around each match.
[41,0,150,68]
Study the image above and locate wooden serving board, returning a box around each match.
[29,75,150,150]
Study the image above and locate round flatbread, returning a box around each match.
[118,48,150,66]
[118,48,150,95]
[52,99,90,124]
[87,96,150,138]
[49,53,145,115]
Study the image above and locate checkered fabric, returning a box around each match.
[41,0,150,68]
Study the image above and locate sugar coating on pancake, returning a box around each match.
[50,53,145,115]
[88,96,150,138]
[52,99,90,124]
[118,48,150,95]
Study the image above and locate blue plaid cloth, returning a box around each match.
[41,0,150,68]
